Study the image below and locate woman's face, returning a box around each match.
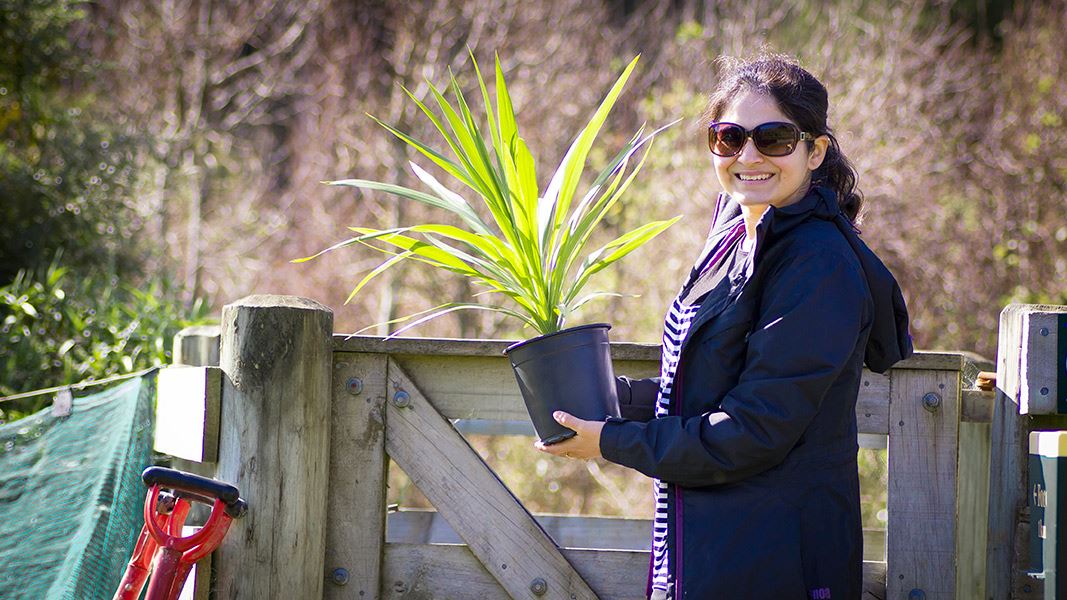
[712,90,828,211]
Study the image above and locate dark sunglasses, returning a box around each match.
[707,121,814,157]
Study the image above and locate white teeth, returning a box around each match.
[737,173,772,181]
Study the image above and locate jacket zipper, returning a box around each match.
[672,365,685,598]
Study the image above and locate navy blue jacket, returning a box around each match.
[600,187,912,599]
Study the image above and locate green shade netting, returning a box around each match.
[0,375,154,599]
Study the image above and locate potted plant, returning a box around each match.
[297,54,679,444]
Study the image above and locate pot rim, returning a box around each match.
[503,322,611,355]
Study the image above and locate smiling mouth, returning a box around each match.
[736,173,773,182]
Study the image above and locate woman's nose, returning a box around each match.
[736,137,764,163]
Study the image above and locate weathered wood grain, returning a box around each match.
[174,325,221,367]
[1018,308,1067,414]
[987,304,1043,599]
[380,542,889,600]
[384,358,597,600]
[386,352,894,435]
[858,371,892,435]
[325,353,388,600]
[387,510,653,551]
[336,335,965,371]
[214,295,334,600]
[962,389,995,423]
[957,421,991,600]
[386,509,890,562]
[886,368,960,600]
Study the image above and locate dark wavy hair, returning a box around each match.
[702,54,863,223]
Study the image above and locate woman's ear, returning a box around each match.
[807,135,830,170]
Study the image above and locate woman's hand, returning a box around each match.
[533,411,605,460]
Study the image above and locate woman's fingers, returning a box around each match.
[533,410,604,460]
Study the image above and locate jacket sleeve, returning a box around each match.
[615,375,660,422]
[599,248,869,487]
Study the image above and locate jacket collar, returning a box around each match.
[701,185,914,374]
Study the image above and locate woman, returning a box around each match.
[535,55,913,599]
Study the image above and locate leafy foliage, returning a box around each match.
[0,0,147,284]
[0,255,212,420]
[299,55,680,335]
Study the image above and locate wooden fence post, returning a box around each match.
[171,326,222,480]
[214,295,334,599]
[886,366,961,600]
[987,304,1067,599]
[174,325,222,368]
[324,352,387,599]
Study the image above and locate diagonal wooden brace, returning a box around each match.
[385,358,599,600]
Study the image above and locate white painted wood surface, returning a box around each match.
[886,368,960,600]
[1012,306,1066,415]
[214,295,334,600]
[154,366,221,462]
[987,304,1044,599]
[325,353,388,600]
[168,328,222,600]
[384,358,598,600]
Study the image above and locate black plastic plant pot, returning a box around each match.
[504,323,621,445]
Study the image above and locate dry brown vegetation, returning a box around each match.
[77,0,1066,357]
[70,0,1065,524]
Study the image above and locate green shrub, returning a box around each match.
[0,0,149,284]
[0,255,212,420]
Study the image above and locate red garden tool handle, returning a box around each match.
[115,467,247,600]
[142,466,245,517]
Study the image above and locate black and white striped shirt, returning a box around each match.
[651,223,750,597]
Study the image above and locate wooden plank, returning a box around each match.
[174,325,221,367]
[336,335,960,371]
[167,326,221,593]
[962,389,994,423]
[1017,307,1067,414]
[858,371,891,435]
[886,368,960,600]
[178,526,211,600]
[385,509,888,560]
[987,304,1043,599]
[336,335,662,361]
[380,543,889,600]
[325,353,388,600]
[389,353,892,433]
[387,511,653,551]
[384,359,598,600]
[392,354,655,421]
[956,421,991,600]
[154,366,221,462]
[214,295,334,600]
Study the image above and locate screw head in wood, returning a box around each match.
[922,392,941,412]
[330,568,349,586]
[1040,327,1050,336]
[346,377,363,396]
[529,578,548,596]
[908,589,926,600]
[393,390,411,408]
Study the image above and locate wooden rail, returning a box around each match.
[157,296,1067,600]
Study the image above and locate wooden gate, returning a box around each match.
[158,295,1019,600]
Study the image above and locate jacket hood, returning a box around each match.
[709,187,914,373]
